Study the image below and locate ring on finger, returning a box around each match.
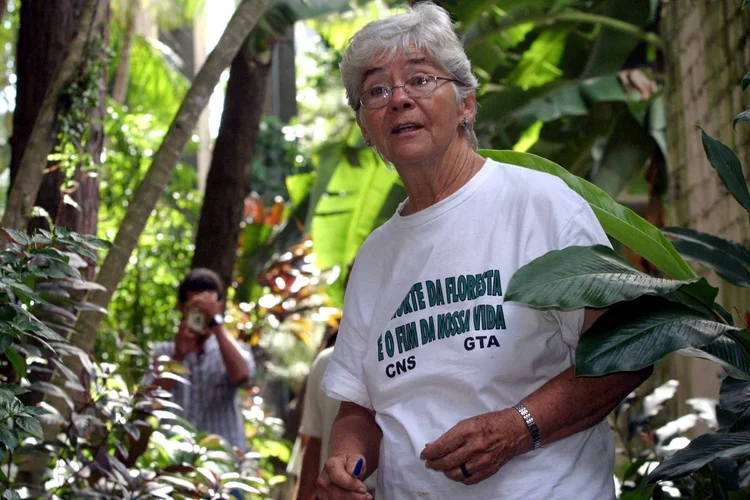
[460,463,471,478]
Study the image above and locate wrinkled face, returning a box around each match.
[356,49,475,167]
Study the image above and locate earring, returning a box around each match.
[462,118,470,128]
[365,139,372,146]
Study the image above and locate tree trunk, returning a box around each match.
[191,43,271,294]
[12,0,108,259]
[10,2,108,487]
[71,0,270,359]
[10,0,88,221]
[1,0,106,236]
[110,0,139,104]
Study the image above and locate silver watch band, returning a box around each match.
[513,403,542,450]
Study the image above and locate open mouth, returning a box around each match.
[391,123,423,135]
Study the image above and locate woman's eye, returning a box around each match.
[411,76,430,86]
[368,86,388,97]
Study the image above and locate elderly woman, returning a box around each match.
[317,3,651,499]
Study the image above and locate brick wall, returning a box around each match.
[661,0,750,405]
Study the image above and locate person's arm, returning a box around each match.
[187,292,252,386]
[214,325,252,385]
[315,402,381,500]
[421,308,652,485]
[294,434,322,500]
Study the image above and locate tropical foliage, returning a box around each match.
[0,224,109,492]
[498,75,750,494]
[0,0,744,497]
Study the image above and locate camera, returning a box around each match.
[186,308,205,333]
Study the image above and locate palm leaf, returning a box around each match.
[576,297,740,376]
[479,150,696,280]
[648,432,750,482]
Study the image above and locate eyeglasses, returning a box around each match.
[358,74,462,109]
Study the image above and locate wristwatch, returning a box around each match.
[208,313,224,328]
[513,403,542,450]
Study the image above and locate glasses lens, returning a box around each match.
[406,75,437,97]
[361,85,391,108]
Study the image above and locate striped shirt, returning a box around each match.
[143,335,256,451]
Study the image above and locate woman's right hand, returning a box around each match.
[316,454,372,500]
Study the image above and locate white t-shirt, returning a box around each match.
[321,159,616,500]
[298,347,378,490]
[300,347,343,470]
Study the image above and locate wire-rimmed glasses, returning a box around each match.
[358,74,462,109]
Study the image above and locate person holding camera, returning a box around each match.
[142,268,256,451]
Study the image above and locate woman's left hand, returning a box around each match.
[419,409,532,485]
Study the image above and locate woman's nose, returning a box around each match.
[390,85,413,110]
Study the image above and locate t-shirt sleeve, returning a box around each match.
[299,353,326,438]
[321,313,373,410]
[321,264,374,410]
[549,201,611,350]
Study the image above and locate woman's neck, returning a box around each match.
[397,143,485,216]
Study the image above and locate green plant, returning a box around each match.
[0,223,110,495]
[51,33,113,185]
[610,379,723,498]
[28,355,285,499]
[96,101,202,387]
[0,223,291,498]
[481,78,750,494]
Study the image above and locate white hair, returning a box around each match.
[340,1,479,149]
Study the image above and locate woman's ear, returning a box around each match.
[459,93,477,125]
[356,117,372,146]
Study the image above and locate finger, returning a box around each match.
[178,326,196,339]
[350,456,367,479]
[461,462,502,486]
[316,484,371,500]
[425,443,474,471]
[442,453,497,482]
[421,427,467,460]
[326,461,368,494]
[443,463,502,486]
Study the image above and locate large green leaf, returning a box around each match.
[679,335,750,381]
[479,74,628,131]
[127,35,190,124]
[663,226,750,287]
[505,245,706,309]
[14,415,43,438]
[576,297,739,376]
[479,150,696,280]
[505,27,570,89]
[732,110,750,131]
[449,0,553,25]
[312,147,402,270]
[305,141,345,228]
[700,129,750,211]
[590,111,654,197]
[648,432,750,482]
[0,428,18,452]
[272,0,352,21]
[581,0,655,78]
[719,377,750,416]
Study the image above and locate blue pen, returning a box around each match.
[352,457,364,478]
